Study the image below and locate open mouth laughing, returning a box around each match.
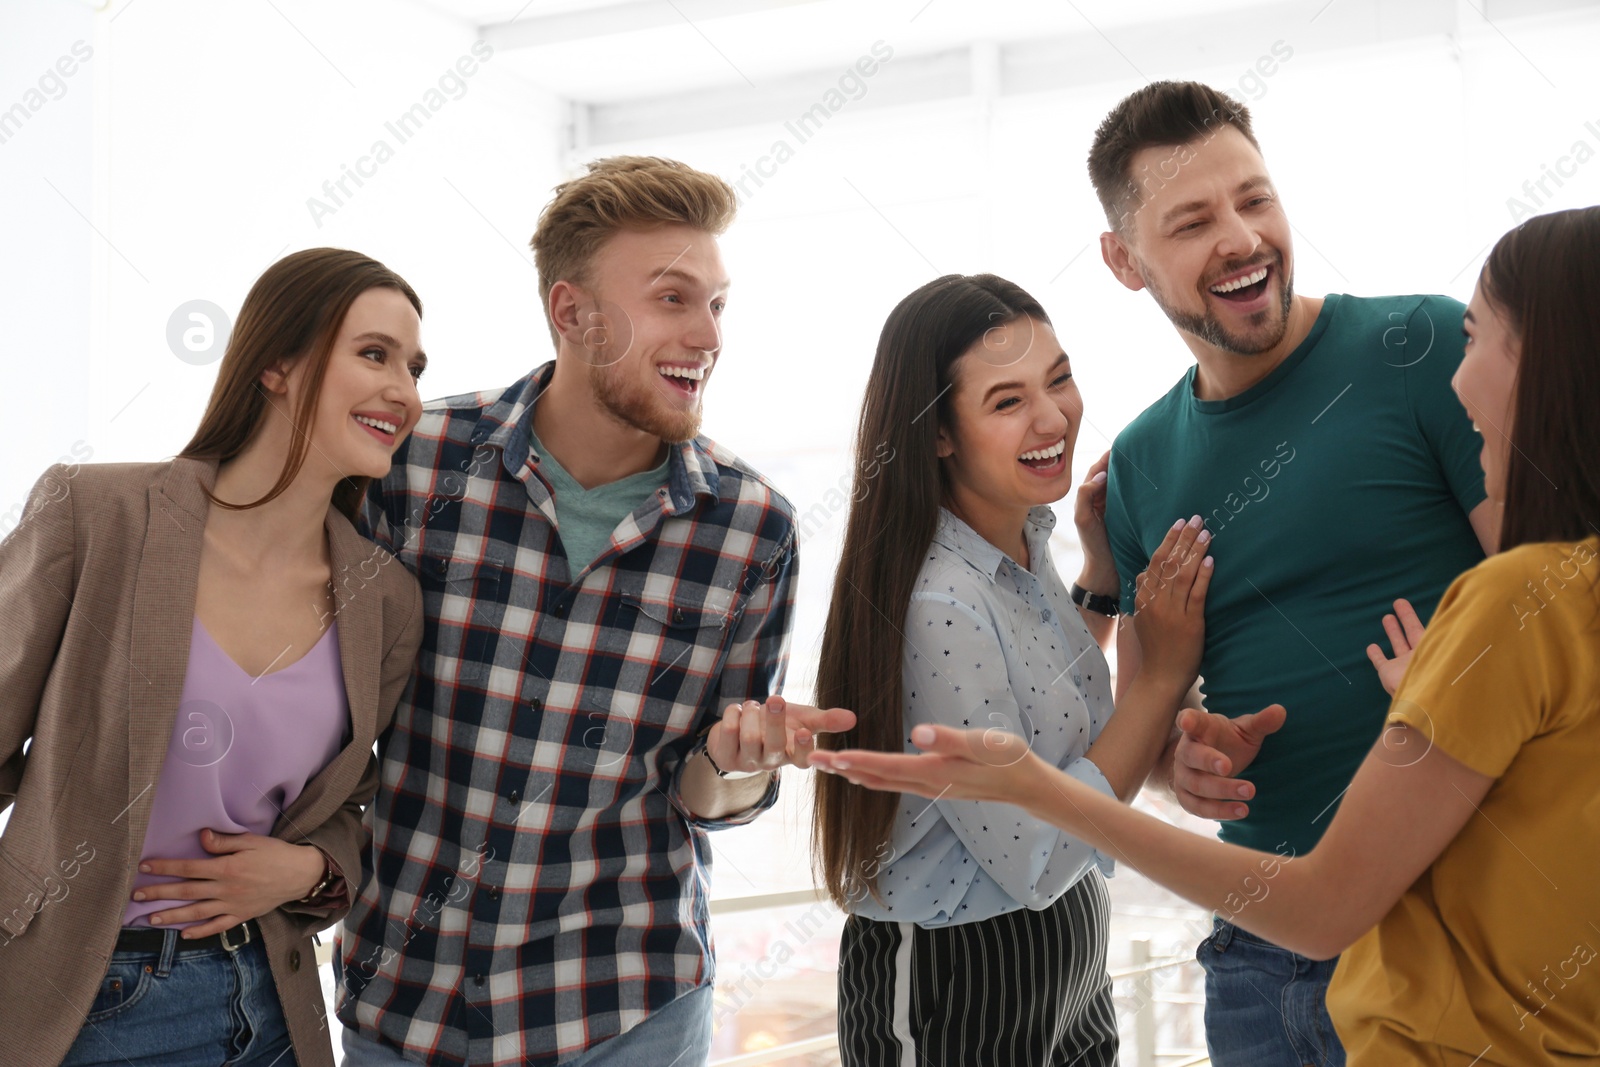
[1018,437,1067,476]
[1207,261,1274,309]
[353,411,400,445]
[657,361,709,401]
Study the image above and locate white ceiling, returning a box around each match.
[408,0,1598,109]
[413,0,637,22]
[412,0,1281,103]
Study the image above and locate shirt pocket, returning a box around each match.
[415,554,512,699]
[606,584,740,740]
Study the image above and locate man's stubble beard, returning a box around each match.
[1142,252,1295,357]
[587,353,703,444]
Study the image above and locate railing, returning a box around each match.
[311,888,1207,1066]
[708,889,1206,1067]
[709,888,827,916]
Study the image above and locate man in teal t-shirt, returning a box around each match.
[1083,83,1494,1067]
[1106,291,1486,856]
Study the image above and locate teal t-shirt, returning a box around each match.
[529,430,671,573]
[1106,293,1487,856]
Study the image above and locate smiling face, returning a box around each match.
[1109,125,1295,356]
[1454,282,1521,503]
[285,286,426,480]
[566,223,728,444]
[937,316,1082,515]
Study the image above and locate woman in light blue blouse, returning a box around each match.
[812,274,1211,1065]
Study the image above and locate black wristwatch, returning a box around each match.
[1070,582,1121,618]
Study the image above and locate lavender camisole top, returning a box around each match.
[123,617,349,927]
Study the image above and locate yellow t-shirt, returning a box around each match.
[1329,538,1600,1065]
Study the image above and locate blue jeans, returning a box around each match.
[60,929,296,1067]
[340,983,714,1067]
[1197,917,1345,1067]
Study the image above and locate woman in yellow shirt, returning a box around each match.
[811,205,1600,1066]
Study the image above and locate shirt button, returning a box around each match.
[552,602,567,617]
[289,949,302,972]
[508,790,521,804]
[530,697,543,712]
[673,609,685,624]
[472,974,486,987]
[486,886,501,901]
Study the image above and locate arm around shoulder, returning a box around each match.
[377,564,424,734]
[277,557,421,929]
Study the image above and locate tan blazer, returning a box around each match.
[0,457,422,1067]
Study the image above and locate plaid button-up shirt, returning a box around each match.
[334,363,796,1066]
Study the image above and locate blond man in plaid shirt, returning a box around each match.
[336,157,853,1067]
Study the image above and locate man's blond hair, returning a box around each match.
[530,155,738,345]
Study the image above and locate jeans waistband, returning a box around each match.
[111,921,263,976]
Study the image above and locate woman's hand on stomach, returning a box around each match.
[132,828,327,936]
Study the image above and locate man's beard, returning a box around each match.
[1144,253,1295,356]
[587,356,702,444]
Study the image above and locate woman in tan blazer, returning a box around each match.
[0,248,426,1067]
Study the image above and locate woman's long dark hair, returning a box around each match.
[812,274,1051,908]
[179,248,422,523]
[1480,207,1600,551]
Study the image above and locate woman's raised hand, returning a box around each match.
[1130,516,1213,688]
[1365,598,1426,696]
[1073,450,1118,591]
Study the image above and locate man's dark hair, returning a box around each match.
[1087,80,1261,233]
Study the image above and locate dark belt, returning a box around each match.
[115,919,260,955]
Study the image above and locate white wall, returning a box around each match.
[1,0,96,517]
[0,0,567,520]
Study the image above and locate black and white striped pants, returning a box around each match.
[837,870,1119,1066]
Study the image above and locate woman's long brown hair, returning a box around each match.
[1479,207,1600,552]
[812,274,1052,908]
[179,247,421,523]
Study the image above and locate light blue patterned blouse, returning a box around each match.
[848,505,1117,928]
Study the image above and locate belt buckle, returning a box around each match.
[219,922,252,952]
